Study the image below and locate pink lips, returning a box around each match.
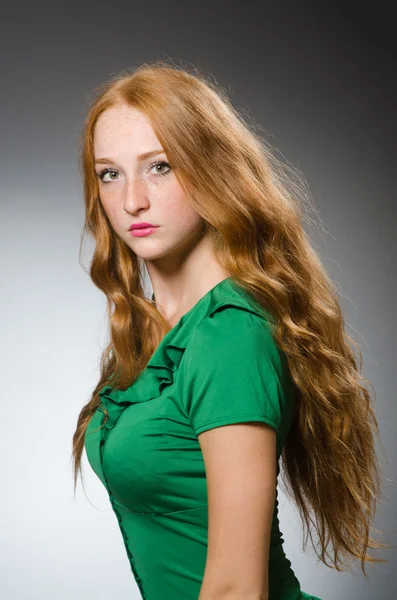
[129,222,156,231]
[129,226,159,237]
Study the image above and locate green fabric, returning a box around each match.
[84,276,322,600]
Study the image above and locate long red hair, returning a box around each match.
[72,60,392,575]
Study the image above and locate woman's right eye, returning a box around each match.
[96,168,119,183]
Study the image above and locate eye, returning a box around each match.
[149,160,171,176]
[96,168,119,184]
[95,160,172,184]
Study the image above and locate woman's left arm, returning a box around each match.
[197,421,277,600]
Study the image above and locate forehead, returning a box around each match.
[93,104,159,154]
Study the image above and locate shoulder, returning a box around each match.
[177,298,297,443]
[185,304,282,372]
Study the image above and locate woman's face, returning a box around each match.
[93,103,206,269]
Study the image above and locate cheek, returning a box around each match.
[100,197,122,229]
[99,191,111,213]
[162,188,203,230]
[101,200,113,219]
[99,190,118,216]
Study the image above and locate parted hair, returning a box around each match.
[72,60,391,576]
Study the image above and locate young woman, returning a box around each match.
[72,61,388,600]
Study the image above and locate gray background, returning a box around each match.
[1,1,395,598]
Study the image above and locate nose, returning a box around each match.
[123,176,149,213]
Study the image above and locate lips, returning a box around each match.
[129,222,157,231]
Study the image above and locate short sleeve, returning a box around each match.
[182,307,286,436]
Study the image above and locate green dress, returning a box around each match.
[84,276,322,600]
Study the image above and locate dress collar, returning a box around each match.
[99,276,273,429]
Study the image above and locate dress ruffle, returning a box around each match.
[98,276,273,431]
[98,319,189,430]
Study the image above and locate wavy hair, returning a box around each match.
[71,60,391,575]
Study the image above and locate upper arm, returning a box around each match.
[182,307,285,437]
[181,307,286,597]
[198,421,276,598]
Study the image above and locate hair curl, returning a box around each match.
[71,59,392,576]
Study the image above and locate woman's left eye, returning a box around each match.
[149,160,171,176]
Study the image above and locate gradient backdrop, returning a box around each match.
[1,1,396,599]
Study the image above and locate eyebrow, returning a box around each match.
[94,148,165,165]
